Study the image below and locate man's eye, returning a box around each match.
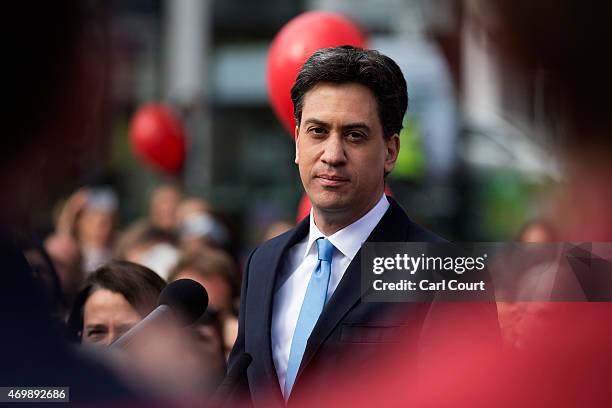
[308,127,326,136]
[346,132,365,142]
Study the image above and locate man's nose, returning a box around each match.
[320,133,347,166]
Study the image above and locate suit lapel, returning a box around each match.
[295,198,410,382]
[252,217,310,400]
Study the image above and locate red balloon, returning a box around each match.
[296,186,394,223]
[129,104,186,175]
[267,11,367,136]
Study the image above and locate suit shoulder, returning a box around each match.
[255,229,288,252]
[387,197,447,243]
[406,220,447,243]
[249,224,302,261]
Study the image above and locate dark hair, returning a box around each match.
[66,260,166,341]
[291,45,408,139]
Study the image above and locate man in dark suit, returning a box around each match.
[227,46,496,407]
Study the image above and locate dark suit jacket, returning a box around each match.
[226,197,498,407]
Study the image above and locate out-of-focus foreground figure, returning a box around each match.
[0,2,141,404]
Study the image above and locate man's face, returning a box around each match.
[295,82,399,226]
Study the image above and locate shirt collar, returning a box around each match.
[304,194,390,260]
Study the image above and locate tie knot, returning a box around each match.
[316,238,334,262]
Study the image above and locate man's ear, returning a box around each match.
[384,133,400,174]
[294,125,300,165]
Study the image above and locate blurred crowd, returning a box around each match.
[23,181,293,400]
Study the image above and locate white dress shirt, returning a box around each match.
[271,194,390,395]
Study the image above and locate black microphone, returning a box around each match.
[111,279,208,349]
[210,353,253,407]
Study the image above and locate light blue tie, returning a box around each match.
[284,238,334,400]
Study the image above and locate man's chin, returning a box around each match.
[310,197,349,214]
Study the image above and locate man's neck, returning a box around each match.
[312,195,383,236]
[312,214,352,236]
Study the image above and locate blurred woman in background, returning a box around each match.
[67,260,165,345]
